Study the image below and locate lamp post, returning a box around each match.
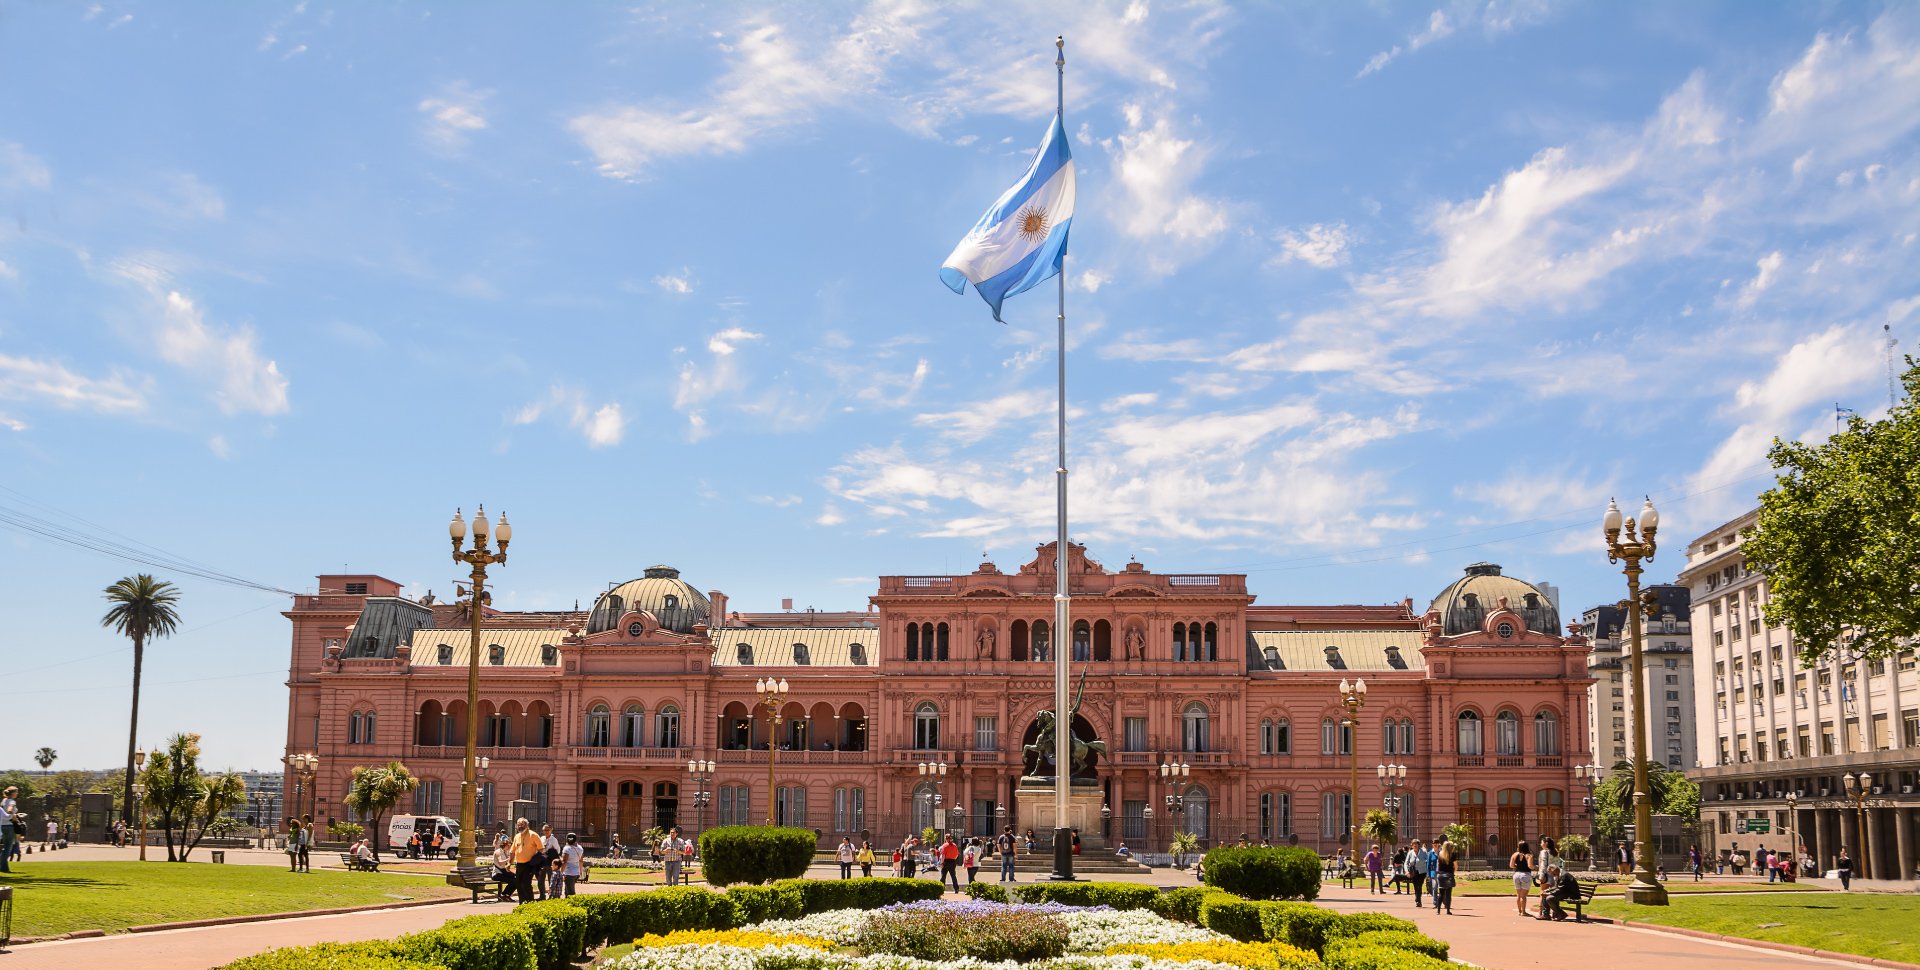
[132,747,148,861]
[285,751,317,827]
[1603,496,1668,905]
[1160,760,1191,844]
[1338,678,1368,849]
[919,761,949,834]
[1377,763,1407,845]
[449,505,512,868]
[1574,763,1604,871]
[1842,772,1873,880]
[755,678,791,825]
[474,756,491,834]
[1784,790,1799,878]
[687,760,716,838]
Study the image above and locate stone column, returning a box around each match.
[1802,807,1819,876]
[1841,807,1859,876]
[1894,807,1911,884]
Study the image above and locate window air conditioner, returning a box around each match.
[1819,789,1831,797]
[1904,785,1914,795]
[1735,792,1744,799]
[1873,786,1885,795]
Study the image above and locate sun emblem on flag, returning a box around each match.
[1016,203,1050,240]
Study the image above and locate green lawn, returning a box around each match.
[1450,878,1821,896]
[1588,893,1920,964]
[370,859,688,885]
[0,860,466,937]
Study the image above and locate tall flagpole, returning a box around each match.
[1050,33,1076,883]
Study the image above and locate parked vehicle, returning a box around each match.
[387,815,460,857]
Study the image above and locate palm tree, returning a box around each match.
[1360,808,1398,849]
[101,574,182,828]
[344,762,419,861]
[33,747,56,770]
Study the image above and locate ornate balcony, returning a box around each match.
[715,748,872,765]
[411,744,552,761]
[567,746,691,763]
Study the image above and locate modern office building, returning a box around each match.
[1581,586,1694,771]
[1681,508,1920,879]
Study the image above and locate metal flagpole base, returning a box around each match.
[1623,876,1669,905]
[1049,826,1078,881]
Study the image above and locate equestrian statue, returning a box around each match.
[1022,668,1108,781]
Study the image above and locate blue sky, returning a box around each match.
[3,2,1916,772]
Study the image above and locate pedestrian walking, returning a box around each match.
[836,836,856,879]
[857,840,875,877]
[998,826,1018,882]
[561,833,584,897]
[1365,843,1384,893]
[285,818,300,871]
[510,817,543,904]
[1509,841,1534,916]
[1836,846,1853,890]
[660,827,691,886]
[536,824,561,900]
[1433,841,1458,915]
[938,833,961,891]
[963,838,980,883]
[1389,847,1407,894]
[1687,844,1702,882]
[1405,839,1428,905]
[901,838,918,878]
[297,815,314,872]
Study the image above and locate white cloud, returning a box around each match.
[0,259,15,281]
[654,271,695,294]
[707,327,762,356]
[0,142,50,190]
[420,84,490,149]
[207,433,231,459]
[913,390,1051,445]
[0,413,25,432]
[1076,269,1110,293]
[1108,102,1229,261]
[1272,222,1353,268]
[157,172,226,221]
[1454,466,1614,522]
[146,289,288,415]
[509,384,626,448]
[1736,251,1786,308]
[1359,2,1555,78]
[0,354,147,415]
[816,504,847,526]
[576,403,626,448]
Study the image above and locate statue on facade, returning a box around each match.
[1022,669,1108,782]
[1124,625,1145,660]
[976,624,996,660]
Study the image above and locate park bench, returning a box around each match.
[448,865,510,903]
[339,852,380,872]
[1545,881,1598,922]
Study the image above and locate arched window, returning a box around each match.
[541,644,558,666]
[1399,719,1416,755]
[363,711,376,743]
[1321,717,1338,755]
[656,705,681,748]
[1011,620,1030,662]
[1181,702,1210,753]
[1457,789,1487,852]
[793,642,811,665]
[936,622,950,661]
[348,711,364,745]
[1259,790,1292,841]
[736,642,754,665]
[653,780,679,831]
[907,622,921,662]
[1185,784,1210,839]
[1383,717,1399,755]
[663,594,678,611]
[1495,711,1521,756]
[1031,620,1050,662]
[487,644,505,666]
[1274,717,1291,754]
[437,644,454,665]
[1260,718,1274,754]
[1072,620,1091,662]
[1203,622,1217,661]
[582,781,609,838]
[849,642,867,665]
[913,703,941,750]
[586,704,611,747]
[1173,622,1187,662]
[1093,619,1112,661]
[1537,789,1566,838]
[1456,711,1483,756]
[621,703,645,748]
[1533,711,1561,755]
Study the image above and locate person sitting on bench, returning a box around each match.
[1538,865,1579,921]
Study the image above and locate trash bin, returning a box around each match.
[211,850,226,864]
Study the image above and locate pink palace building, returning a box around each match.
[283,543,1593,856]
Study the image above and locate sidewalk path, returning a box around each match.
[1312,883,1870,970]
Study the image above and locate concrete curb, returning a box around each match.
[1610,918,1920,970]
[9,895,469,946]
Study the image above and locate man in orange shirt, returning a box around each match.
[938,833,961,892]
[510,817,543,904]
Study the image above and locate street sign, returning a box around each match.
[1747,818,1771,833]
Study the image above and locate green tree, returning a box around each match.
[1744,362,1920,665]
[102,574,182,826]
[343,761,419,860]
[1440,821,1474,854]
[1591,759,1699,847]
[138,732,246,862]
[1170,831,1201,867]
[33,748,56,771]
[1360,808,1398,848]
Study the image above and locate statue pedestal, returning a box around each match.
[1014,785,1107,849]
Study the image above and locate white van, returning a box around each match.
[388,815,460,857]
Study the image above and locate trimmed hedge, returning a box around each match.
[1201,846,1323,901]
[770,877,945,913]
[1145,886,1237,925]
[1009,881,1160,910]
[1198,898,1265,942]
[724,883,807,924]
[510,899,589,970]
[567,885,737,948]
[699,825,817,886]
[964,881,1011,902]
[1324,912,1421,943]
[390,915,536,970]
[1322,939,1455,970]
[218,943,440,970]
[1343,930,1449,960]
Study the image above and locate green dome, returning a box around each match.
[1427,563,1559,637]
[586,565,712,635]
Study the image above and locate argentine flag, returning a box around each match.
[940,116,1075,322]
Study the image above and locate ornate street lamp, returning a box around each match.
[919,761,949,833]
[687,760,716,837]
[1338,678,1367,847]
[1784,790,1799,878]
[449,505,512,868]
[756,678,791,825]
[1842,772,1873,880]
[1377,763,1407,843]
[1160,761,1192,831]
[1603,496,1668,905]
[132,747,148,862]
[284,751,317,829]
[1574,763,1604,871]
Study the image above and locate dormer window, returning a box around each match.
[664,594,679,610]
[793,642,811,665]
[1385,646,1407,670]
[849,642,868,666]
[363,635,380,656]
[737,642,754,666]
[437,644,453,665]
[487,644,505,665]
[541,644,558,666]
[1262,646,1282,670]
[1324,645,1347,670]
[1523,593,1540,611]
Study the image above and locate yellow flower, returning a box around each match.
[1105,941,1321,969]
[634,929,834,951]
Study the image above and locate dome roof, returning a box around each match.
[1427,563,1559,637]
[586,565,711,635]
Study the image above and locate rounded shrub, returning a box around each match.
[1148,886,1239,925]
[1201,845,1323,900]
[1324,911,1421,942]
[699,825,818,886]
[217,943,438,970]
[1009,881,1160,909]
[725,883,807,924]
[1322,939,1455,970]
[392,914,537,970]
[1254,901,1339,952]
[964,881,1011,903]
[1347,930,1449,960]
